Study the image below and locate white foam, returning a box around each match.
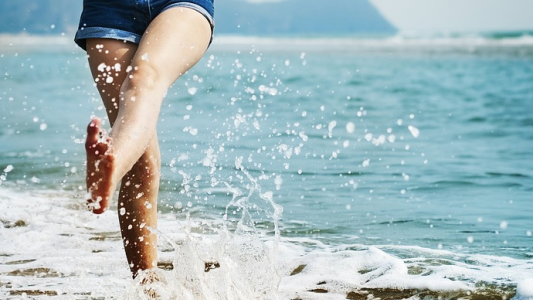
[0,187,531,300]
[513,278,533,300]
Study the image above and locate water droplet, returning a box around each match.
[298,131,308,142]
[39,123,47,131]
[346,122,355,133]
[188,127,198,136]
[362,159,370,167]
[119,207,126,215]
[97,63,106,72]
[408,125,420,138]
[188,87,197,95]
[274,176,283,187]
[500,221,508,230]
[4,165,14,173]
[467,236,474,243]
[328,120,337,133]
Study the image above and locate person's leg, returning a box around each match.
[86,6,211,209]
[85,39,162,275]
[85,39,137,215]
[108,6,211,181]
[85,7,211,276]
[116,136,161,276]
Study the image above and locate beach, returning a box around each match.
[1,34,533,299]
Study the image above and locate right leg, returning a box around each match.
[85,6,211,277]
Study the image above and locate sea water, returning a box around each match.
[1,34,532,299]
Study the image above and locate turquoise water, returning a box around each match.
[1,35,533,298]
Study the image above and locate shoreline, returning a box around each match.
[1,187,532,299]
[2,32,533,54]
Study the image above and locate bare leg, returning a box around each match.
[86,39,137,214]
[86,39,162,275]
[85,7,211,276]
[107,7,211,182]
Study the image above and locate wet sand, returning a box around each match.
[1,243,518,300]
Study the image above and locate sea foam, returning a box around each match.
[1,187,531,300]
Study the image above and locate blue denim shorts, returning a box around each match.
[74,0,214,50]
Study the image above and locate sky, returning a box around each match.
[246,0,533,32]
[369,0,533,32]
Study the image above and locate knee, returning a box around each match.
[122,60,161,95]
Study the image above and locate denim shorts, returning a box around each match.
[74,0,214,50]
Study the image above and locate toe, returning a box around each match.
[86,118,102,150]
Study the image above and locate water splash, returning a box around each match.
[124,156,283,300]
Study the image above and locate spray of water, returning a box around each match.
[125,156,283,300]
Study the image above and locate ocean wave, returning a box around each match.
[3,32,533,55]
[209,32,533,52]
[391,30,533,44]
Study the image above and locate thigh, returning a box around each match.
[129,6,212,90]
[86,39,138,125]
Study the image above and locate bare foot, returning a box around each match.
[85,117,115,214]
